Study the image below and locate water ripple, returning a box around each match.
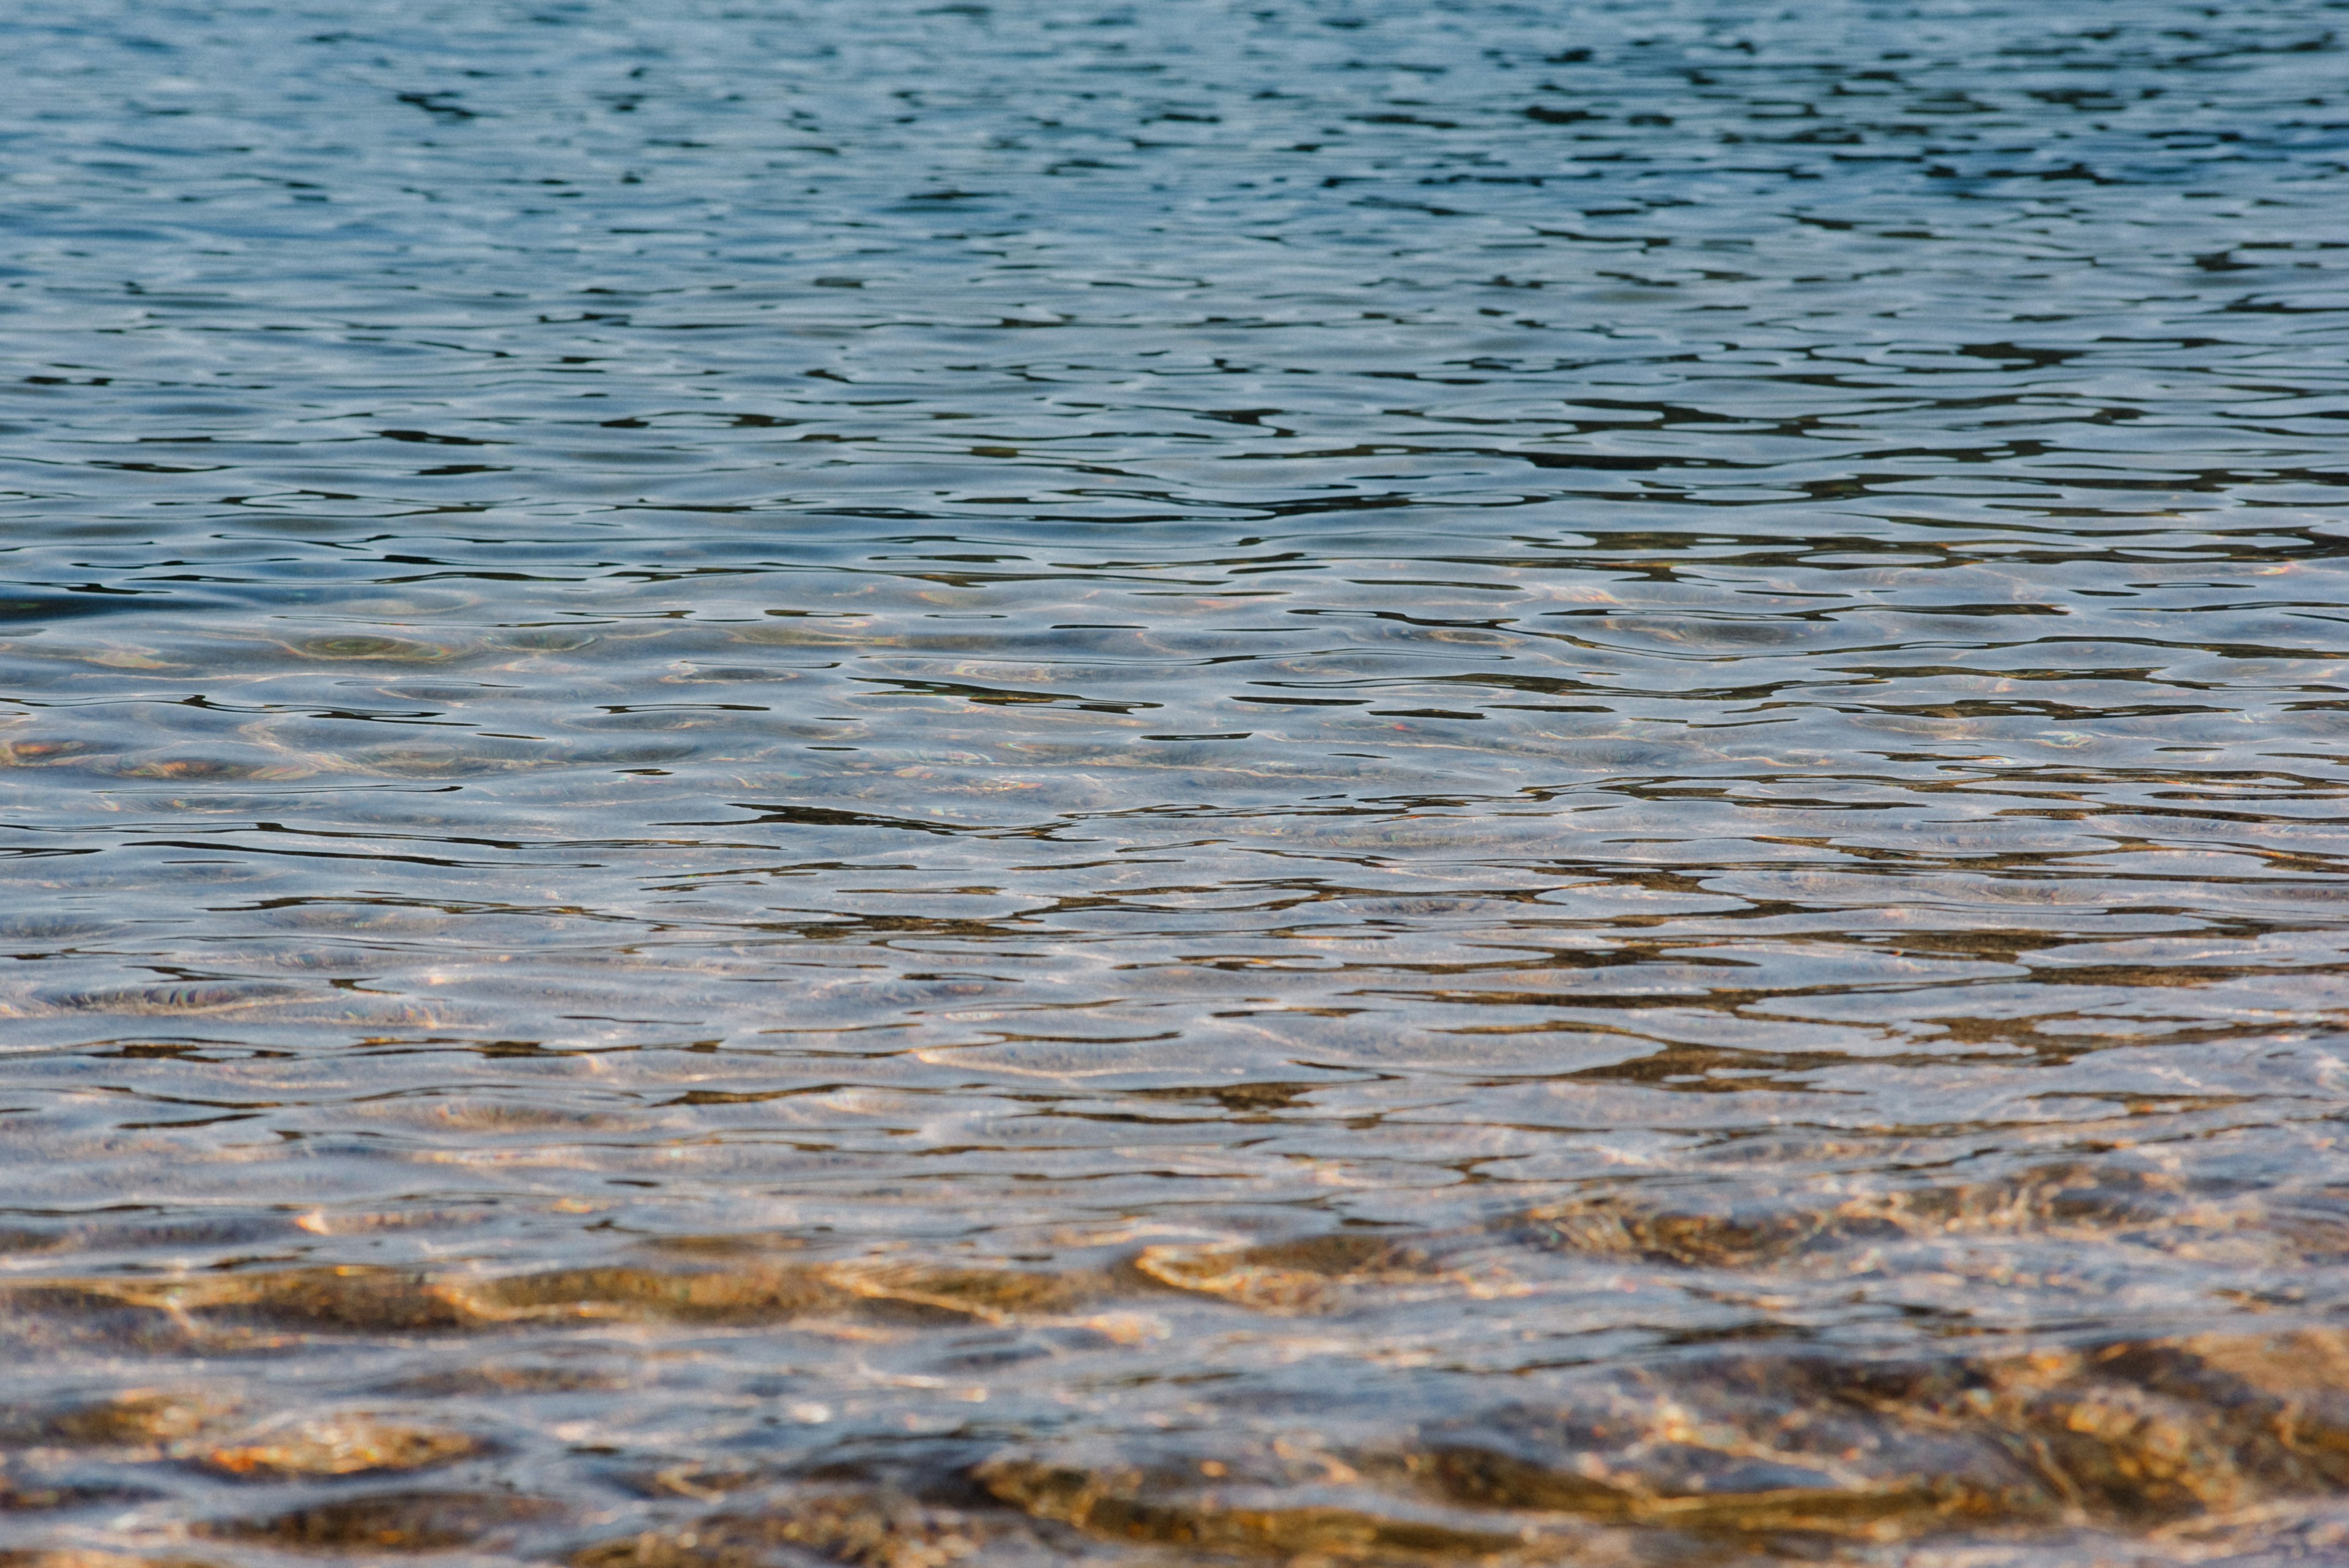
[2,0,2348,1562]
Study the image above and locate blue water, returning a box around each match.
[4,1,2349,1562]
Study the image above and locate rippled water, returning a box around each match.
[5,0,2349,1562]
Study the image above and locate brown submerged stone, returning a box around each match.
[1511,1194,1836,1269]
[38,1266,477,1334]
[455,1262,848,1325]
[196,1414,484,1480]
[460,1257,1097,1327]
[193,1489,563,1552]
[0,1284,191,1347]
[571,1491,991,1568]
[822,1260,1103,1323]
[1510,1161,2252,1271]
[1412,1373,2032,1537]
[2,1254,1109,1340]
[0,1478,159,1512]
[34,1389,236,1447]
[1131,1235,1439,1314]
[1408,1326,2349,1539]
[976,1455,1530,1562]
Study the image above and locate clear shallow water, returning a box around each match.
[4,0,2349,1562]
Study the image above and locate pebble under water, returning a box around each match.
[4,0,2349,1563]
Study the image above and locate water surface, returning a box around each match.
[5,1,2349,1563]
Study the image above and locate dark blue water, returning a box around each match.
[5,1,2349,1562]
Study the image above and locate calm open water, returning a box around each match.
[4,1,2349,1563]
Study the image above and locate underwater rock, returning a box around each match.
[976,1452,1540,1562]
[1411,1327,2349,1538]
[73,1267,476,1335]
[451,1262,847,1326]
[820,1260,1104,1323]
[1509,1161,2255,1271]
[450,1257,1091,1326]
[571,1490,994,1568]
[1131,1235,1438,1314]
[0,1478,160,1512]
[30,1389,236,1448]
[1411,1378,2055,1536]
[193,1489,563,1553]
[2,1254,1113,1340]
[196,1414,484,1480]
